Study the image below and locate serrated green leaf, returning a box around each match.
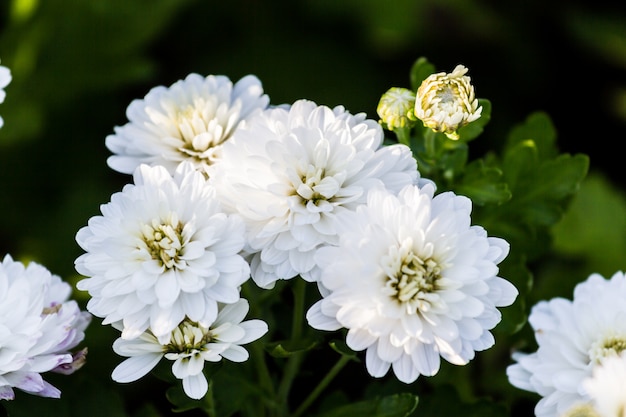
[501,139,539,190]
[316,393,418,417]
[439,143,469,183]
[456,160,511,205]
[409,57,436,91]
[506,111,558,159]
[530,154,589,199]
[502,144,588,214]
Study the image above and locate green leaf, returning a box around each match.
[514,153,589,224]
[455,159,511,205]
[265,336,322,358]
[506,111,558,159]
[498,137,589,228]
[316,393,418,417]
[409,57,436,91]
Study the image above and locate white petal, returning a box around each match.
[238,320,269,344]
[411,343,440,376]
[392,354,420,383]
[220,345,249,362]
[346,328,377,351]
[112,353,163,383]
[306,301,342,331]
[365,347,391,378]
[182,373,209,400]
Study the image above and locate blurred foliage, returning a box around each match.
[0,0,624,416]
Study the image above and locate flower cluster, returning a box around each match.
[71,63,519,402]
[208,99,420,288]
[0,255,90,400]
[75,74,276,399]
[507,271,626,417]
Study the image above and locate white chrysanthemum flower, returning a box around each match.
[414,65,482,140]
[582,352,626,417]
[306,183,517,383]
[507,271,626,417]
[111,299,268,400]
[377,87,417,131]
[75,161,250,343]
[0,255,91,400]
[105,74,269,176]
[0,61,11,129]
[208,99,419,289]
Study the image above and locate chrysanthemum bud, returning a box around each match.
[377,87,417,131]
[414,65,482,140]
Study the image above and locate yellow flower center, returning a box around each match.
[294,164,339,209]
[589,333,626,364]
[382,238,442,311]
[560,403,601,417]
[174,100,227,163]
[141,214,186,269]
[165,320,214,355]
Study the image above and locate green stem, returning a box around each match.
[202,380,217,417]
[251,340,275,404]
[242,281,276,415]
[276,279,307,415]
[290,279,306,340]
[395,126,411,147]
[292,355,351,417]
[423,128,437,161]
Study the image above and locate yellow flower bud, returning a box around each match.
[414,65,482,140]
[377,87,417,131]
